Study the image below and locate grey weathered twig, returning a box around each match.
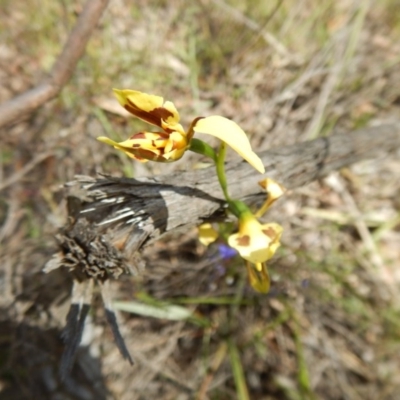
[63,122,400,248]
[0,0,109,129]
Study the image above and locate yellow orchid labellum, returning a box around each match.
[228,214,283,264]
[97,89,265,173]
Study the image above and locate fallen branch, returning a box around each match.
[58,122,400,248]
[0,0,109,129]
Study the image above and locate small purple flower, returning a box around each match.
[218,244,238,260]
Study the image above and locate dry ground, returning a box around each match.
[1,0,400,399]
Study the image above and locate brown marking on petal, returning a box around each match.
[136,148,174,163]
[151,131,169,139]
[187,116,204,141]
[163,127,175,134]
[132,144,141,148]
[236,235,250,247]
[125,100,174,128]
[262,227,276,239]
[130,132,147,140]
[136,148,160,159]
[258,180,267,190]
[132,155,146,161]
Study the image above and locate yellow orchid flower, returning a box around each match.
[227,212,282,293]
[97,89,264,172]
[98,89,187,162]
[227,213,283,264]
[98,130,188,162]
[227,178,285,293]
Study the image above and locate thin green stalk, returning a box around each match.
[216,141,231,202]
[189,139,253,221]
[174,296,253,306]
[227,199,252,220]
[284,301,315,400]
[228,338,250,400]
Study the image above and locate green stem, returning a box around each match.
[188,138,217,162]
[189,139,253,221]
[228,338,250,400]
[216,141,231,202]
[227,199,252,219]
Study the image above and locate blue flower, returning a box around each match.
[218,244,237,260]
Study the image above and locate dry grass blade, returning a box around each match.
[0,151,54,192]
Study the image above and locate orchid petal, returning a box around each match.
[97,136,148,161]
[193,116,265,174]
[198,223,219,246]
[255,178,286,218]
[113,89,181,130]
[97,128,188,163]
